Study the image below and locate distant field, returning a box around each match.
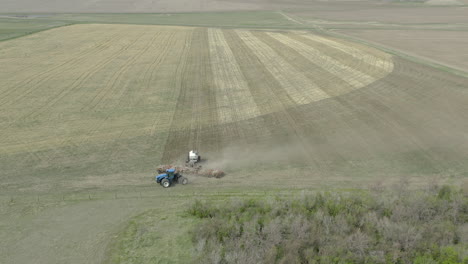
[0,0,266,13]
[0,12,305,35]
[0,17,69,41]
[287,3,468,24]
[40,12,299,28]
[337,29,468,73]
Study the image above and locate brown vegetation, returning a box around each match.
[188,185,468,264]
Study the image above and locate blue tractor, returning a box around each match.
[155,168,188,188]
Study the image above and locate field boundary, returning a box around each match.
[0,12,321,38]
[6,20,464,80]
[327,30,468,79]
[0,21,74,42]
[0,188,313,208]
[54,21,317,30]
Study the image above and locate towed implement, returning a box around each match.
[186,150,201,167]
[157,164,225,178]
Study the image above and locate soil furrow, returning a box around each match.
[0,28,124,108]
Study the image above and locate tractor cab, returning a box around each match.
[156,168,176,182]
[166,168,176,178]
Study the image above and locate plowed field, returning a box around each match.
[1,24,467,192]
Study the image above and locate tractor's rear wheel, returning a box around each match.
[179,176,188,185]
[161,179,170,188]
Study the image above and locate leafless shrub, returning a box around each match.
[188,185,468,264]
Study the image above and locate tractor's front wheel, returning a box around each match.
[161,179,170,188]
[179,176,188,185]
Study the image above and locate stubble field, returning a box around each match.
[0,23,412,193]
[1,21,468,264]
[1,24,467,194]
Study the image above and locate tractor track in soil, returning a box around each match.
[72,31,168,162]
[0,28,149,160]
[156,30,194,162]
[23,31,151,120]
[161,29,202,163]
[0,29,124,109]
[146,30,192,140]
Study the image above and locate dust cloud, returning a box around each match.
[204,142,308,170]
